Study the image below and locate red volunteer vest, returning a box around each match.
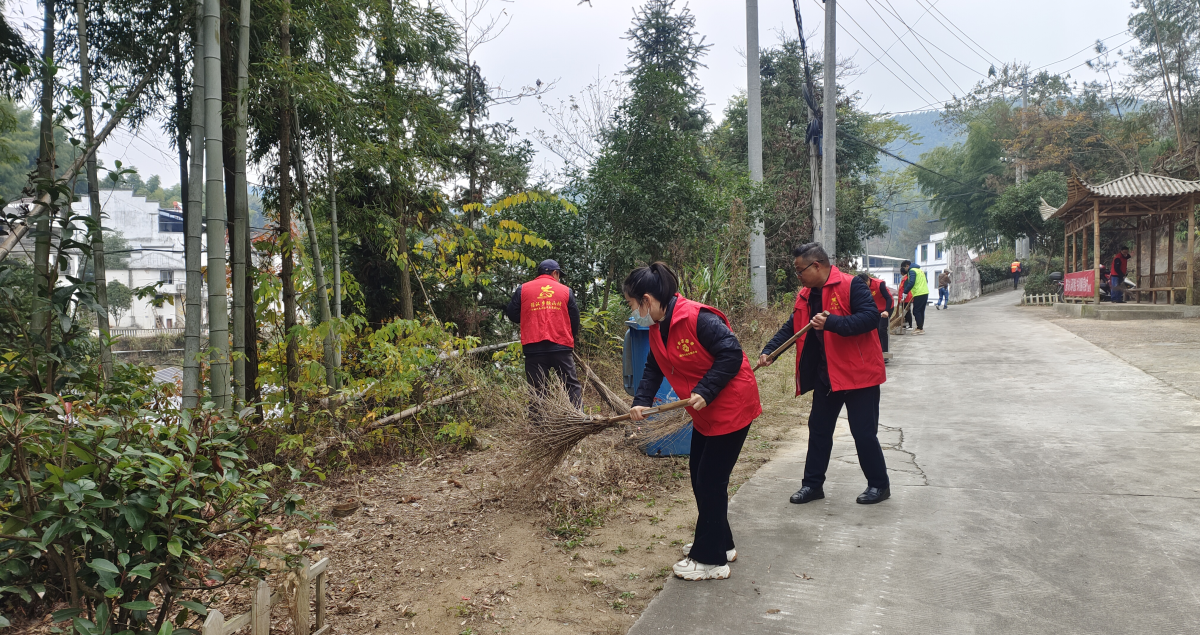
[1111,253,1129,277]
[648,295,762,436]
[519,275,574,348]
[899,273,913,303]
[867,277,888,312]
[793,267,887,394]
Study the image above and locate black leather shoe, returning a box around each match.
[856,486,890,504]
[789,486,824,504]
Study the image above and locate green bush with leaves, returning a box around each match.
[0,366,303,634]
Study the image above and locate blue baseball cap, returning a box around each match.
[538,259,561,273]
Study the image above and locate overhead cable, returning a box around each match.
[860,0,959,97]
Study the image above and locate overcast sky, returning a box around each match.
[5,0,1137,187]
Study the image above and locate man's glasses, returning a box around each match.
[795,261,819,277]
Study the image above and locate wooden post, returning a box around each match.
[1092,200,1101,304]
[1168,212,1176,304]
[1135,216,1141,303]
[253,579,271,635]
[203,609,225,635]
[1150,215,1158,304]
[292,557,310,635]
[315,568,327,633]
[1188,193,1196,306]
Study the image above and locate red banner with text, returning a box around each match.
[1064,270,1095,297]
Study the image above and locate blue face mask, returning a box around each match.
[631,306,655,328]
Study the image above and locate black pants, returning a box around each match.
[877,315,889,353]
[903,303,913,328]
[912,294,928,329]
[1012,272,1021,289]
[688,423,750,565]
[524,350,583,408]
[803,385,889,490]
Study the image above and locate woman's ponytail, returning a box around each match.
[622,261,679,306]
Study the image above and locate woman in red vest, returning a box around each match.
[625,262,762,581]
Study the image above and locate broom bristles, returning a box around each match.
[509,376,622,480]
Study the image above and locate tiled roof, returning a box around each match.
[1077,172,1200,198]
[1050,174,1200,219]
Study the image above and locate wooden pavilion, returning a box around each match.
[1046,173,1200,305]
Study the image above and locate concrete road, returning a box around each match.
[630,290,1200,634]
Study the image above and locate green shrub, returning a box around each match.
[976,249,1017,285]
[0,370,304,633]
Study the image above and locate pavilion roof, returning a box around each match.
[1039,197,1057,220]
[1050,173,1200,220]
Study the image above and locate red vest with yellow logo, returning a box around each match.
[866,276,889,312]
[792,267,886,394]
[648,295,762,436]
[519,275,574,348]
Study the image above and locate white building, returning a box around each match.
[71,191,196,330]
[914,231,982,304]
[849,254,906,288]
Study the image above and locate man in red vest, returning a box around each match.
[504,259,582,407]
[1110,245,1130,303]
[857,271,893,362]
[759,243,890,505]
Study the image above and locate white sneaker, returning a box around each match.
[672,557,731,581]
[682,543,737,562]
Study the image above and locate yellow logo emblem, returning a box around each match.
[676,338,699,357]
[537,285,555,299]
[829,295,841,311]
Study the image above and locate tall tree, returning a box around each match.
[203,0,230,409]
[76,0,112,383]
[183,0,205,410]
[279,0,298,406]
[29,0,57,353]
[230,0,250,403]
[292,113,335,388]
[587,0,714,267]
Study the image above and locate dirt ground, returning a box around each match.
[257,358,811,635]
[1037,308,1200,399]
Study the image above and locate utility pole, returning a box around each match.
[1015,72,1030,259]
[789,0,822,260]
[822,0,837,258]
[747,0,767,306]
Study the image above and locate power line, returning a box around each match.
[861,0,959,97]
[851,0,938,78]
[1057,37,1138,75]
[1032,30,1129,72]
[908,0,997,68]
[912,0,1002,65]
[875,0,970,89]
[812,0,944,106]
[838,126,995,197]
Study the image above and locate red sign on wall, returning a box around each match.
[1064,270,1096,297]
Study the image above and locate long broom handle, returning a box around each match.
[602,397,693,425]
[751,310,830,371]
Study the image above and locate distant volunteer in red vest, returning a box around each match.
[626,262,762,582]
[504,259,583,407]
[857,272,893,361]
[759,243,890,505]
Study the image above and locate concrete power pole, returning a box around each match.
[822,0,837,258]
[1015,73,1030,258]
[746,0,768,306]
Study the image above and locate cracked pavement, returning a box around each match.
[631,289,1200,634]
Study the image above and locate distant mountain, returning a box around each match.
[878,110,964,172]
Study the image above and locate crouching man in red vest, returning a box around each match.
[504,259,582,407]
[759,243,890,505]
[625,262,762,581]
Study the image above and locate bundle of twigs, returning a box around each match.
[514,377,692,479]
